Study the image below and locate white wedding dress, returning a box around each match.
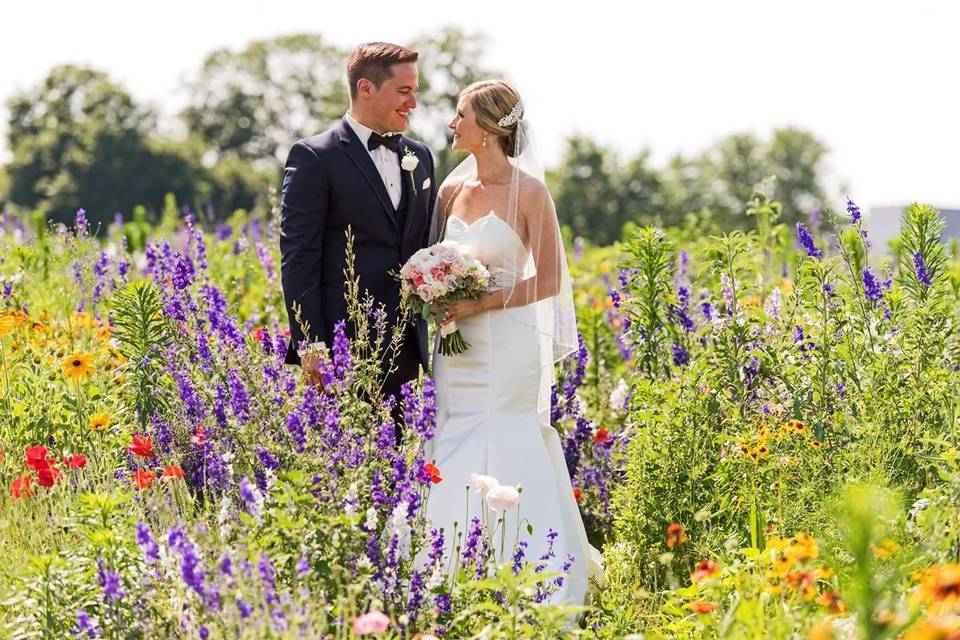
[424,211,601,607]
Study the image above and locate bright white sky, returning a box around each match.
[2,0,958,213]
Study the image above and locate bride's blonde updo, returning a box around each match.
[461,80,525,157]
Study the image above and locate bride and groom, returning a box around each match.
[279,41,601,606]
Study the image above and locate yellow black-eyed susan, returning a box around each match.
[61,352,94,382]
[89,412,110,431]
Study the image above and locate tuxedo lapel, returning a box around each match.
[399,141,420,243]
[336,120,400,232]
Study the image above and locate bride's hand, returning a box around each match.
[438,298,486,327]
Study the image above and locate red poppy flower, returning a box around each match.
[423,463,442,484]
[251,327,265,342]
[11,474,33,500]
[161,465,185,481]
[573,487,583,503]
[134,470,156,489]
[127,434,155,458]
[690,602,719,614]
[62,454,87,469]
[36,461,62,487]
[692,559,720,583]
[593,429,614,444]
[25,445,50,470]
[190,426,206,447]
[666,522,689,549]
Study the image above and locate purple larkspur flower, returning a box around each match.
[914,251,932,287]
[71,610,102,637]
[573,236,584,261]
[796,223,822,258]
[846,198,861,224]
[226,369,250,423]
[863,267,883,303]
[286,411,306,452]
[239,476,261,515]
[671,343,689,366]
[76,208,88,235]
[236,598,253,619]
[136,521,160,565]
[511,540,528,575]
[96,559,125,602]
[255,446,280,471]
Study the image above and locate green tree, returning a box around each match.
[180,34,350,166]
[409,27,500,179]
[4,65,204,227]
[550,137,665,246]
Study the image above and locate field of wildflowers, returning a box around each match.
[2,188,960,639]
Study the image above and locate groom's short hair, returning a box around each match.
[347,43,419,101]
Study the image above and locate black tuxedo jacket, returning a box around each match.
[280,119,436,370]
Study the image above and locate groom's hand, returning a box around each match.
[301,349,328,389]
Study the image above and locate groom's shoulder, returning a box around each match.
[291,127,340,155]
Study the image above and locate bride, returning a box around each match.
[423,80,602,606]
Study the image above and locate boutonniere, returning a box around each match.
[401,148,419,194]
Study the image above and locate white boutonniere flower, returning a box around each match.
[401,148,419,194]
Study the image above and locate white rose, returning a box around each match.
[431,282,447,297]
[438,246,459,264]
[443,274,458,289]
[471,473,499,497]
[486,484,521,511]
[401,152,420,172]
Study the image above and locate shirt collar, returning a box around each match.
[344,111,401,148]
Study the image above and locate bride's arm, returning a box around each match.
[479,182,562,310]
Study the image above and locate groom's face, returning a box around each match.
[365,62,419,133]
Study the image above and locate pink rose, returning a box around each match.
[486,484,521,511]
[352,611,390,635]
[416,284,435,302]
[430,265,446,281]
[450,260,467,276]
[443,274,458,289]
[412,270,425,286]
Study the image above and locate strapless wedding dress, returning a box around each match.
[424,212,602,606]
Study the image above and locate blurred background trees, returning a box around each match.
[0,27,835,242]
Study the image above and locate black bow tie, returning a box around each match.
[368,131,401,153]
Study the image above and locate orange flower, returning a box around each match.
[811,440,822,449]
[692,559,719,583]
[10,474,33,500]
[573,487,583,503]
[871,538,900,559]
[89,412,111,431]
[161,465,185,481]
[62,454,87,469]
[817,591,847,614]
[666,523,688,549]
[134,470,156,489]
[914,564,960,607]
[60,352,94,382]
[423,463,442,484]
[593,429,614,444]
[127,434,155,458]
[786,419,806,433]
[690,601,718,614]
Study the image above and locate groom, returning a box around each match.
[280,42,436,408]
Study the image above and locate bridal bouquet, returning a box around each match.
[398,241,492,356]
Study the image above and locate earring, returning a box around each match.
[482,135,487,148]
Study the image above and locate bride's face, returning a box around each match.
[448,97,484,152]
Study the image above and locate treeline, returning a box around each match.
[0,28,835,244]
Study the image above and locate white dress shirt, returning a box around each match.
[344,112,403,210]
